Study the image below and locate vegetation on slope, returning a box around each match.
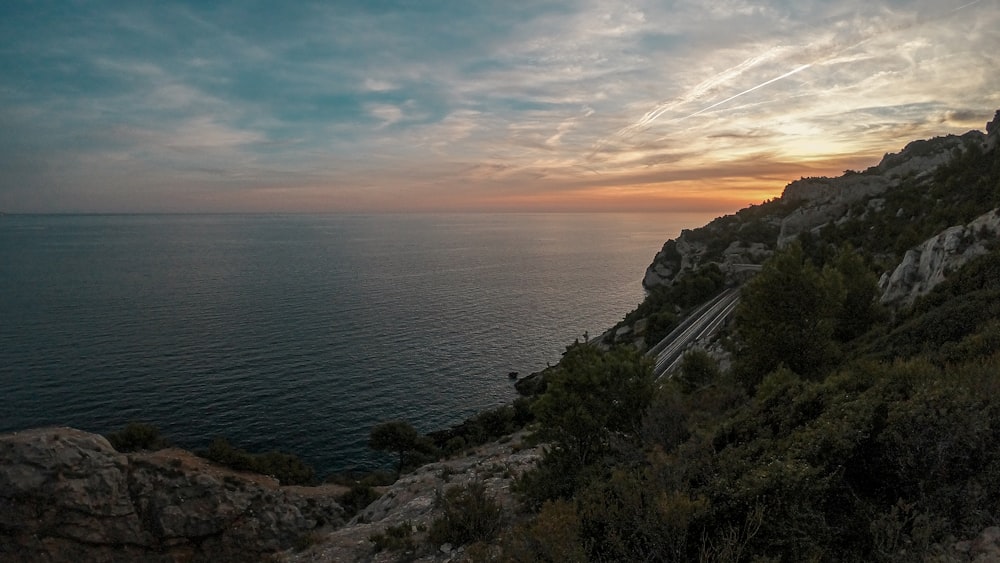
[496,248,1000,562]
[465,124,1000,561]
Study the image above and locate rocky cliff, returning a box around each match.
[290,432,543,563]
[0,427,345,562]
[775,128,996,248]
[642,110,1000,296]
[0,426,543,563]
[879,208,1000,306]
[620,110,1000,353]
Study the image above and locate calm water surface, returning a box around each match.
[0,213,714,472]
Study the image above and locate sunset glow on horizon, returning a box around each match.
[2,1,998,214]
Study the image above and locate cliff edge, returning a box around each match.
[0,427,345,562]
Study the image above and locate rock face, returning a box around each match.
[777,174,891,247]
[625,110,1000,352]
[879,208,1000,306]
[950,526,1000,562]
[777,129,993,247]
[0,427,345,562]
[289,431,543,563]
[0,426,541,563]
[641,111,1000,295]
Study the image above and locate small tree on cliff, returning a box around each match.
[734,241,842,389]
[369,420,419,476]
[532,343,654,467]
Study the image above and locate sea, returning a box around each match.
[0,212,716,473]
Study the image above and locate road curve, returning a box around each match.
[647,288,741,380]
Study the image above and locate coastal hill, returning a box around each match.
[3,110,1000,562]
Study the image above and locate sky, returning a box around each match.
[1,0,999,214]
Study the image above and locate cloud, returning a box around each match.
[0,0,998,212]
[367,104,404,128]
[363,78,396,92]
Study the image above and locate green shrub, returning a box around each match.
[337,484,382,518]
[105,422,169,452]
[428,481,504,547]
[676,348,721,393]
[253,450,317,486]
[497,499,586,562]
[369,521,417,553]
[199,437,316,485]
[531,344,653,467]
[576,469,708,562]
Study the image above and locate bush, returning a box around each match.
[105,422,169,452]
[576,469,708,562]
[676,348,721,393]
[531,344,653,467]
[497,499,586,562]
[200,437,316,486]
[253,450,317,486]
[428,481,505,547]
[369,521,418,554]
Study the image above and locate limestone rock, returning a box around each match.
[984,109,1000,152]
[775,119,995,247]
[879,208,1000,306]
[875,133,984,179]
[0,427,345,562]
[947,526,1000,562]
[987,110,1000,135]
[0,428,151,557]
[777,175,890,246]
[289,432,544,563]
[642,261,675,288]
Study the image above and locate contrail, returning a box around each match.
[680,63,813,121]
[950,0,983,13]
[614,0,989,138]
[617,47,788,137]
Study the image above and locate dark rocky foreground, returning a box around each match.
[0,427,345,562]
[0,426,544,562]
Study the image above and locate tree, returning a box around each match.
[734,241,841,389]
[369,420,419,476]
[676,348,721,393]
[826,245,885,341]
[531,343,654,467]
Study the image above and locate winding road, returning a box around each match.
[645,262,763,380]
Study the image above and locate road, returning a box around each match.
[647,288,742,380]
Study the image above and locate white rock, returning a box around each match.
[880,209,1000,306]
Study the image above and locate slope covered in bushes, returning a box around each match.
[488,115,1000,562]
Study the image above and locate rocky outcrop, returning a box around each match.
[875,132,987,179]
[288,431,544,563]
[643,111,1000,294]
[984,110,1000,154]
[0,427,345,562]
[947,526,1000,562]
[777,128,995,247]
[777,174,891,246]
[642,238,687,289]
[0,426,542,563]
[642,226,772,291]
[879,208,1000,306]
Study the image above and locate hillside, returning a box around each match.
[608,110,1000,354]
[3,110,1000,562]
[498,109,1000,562]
